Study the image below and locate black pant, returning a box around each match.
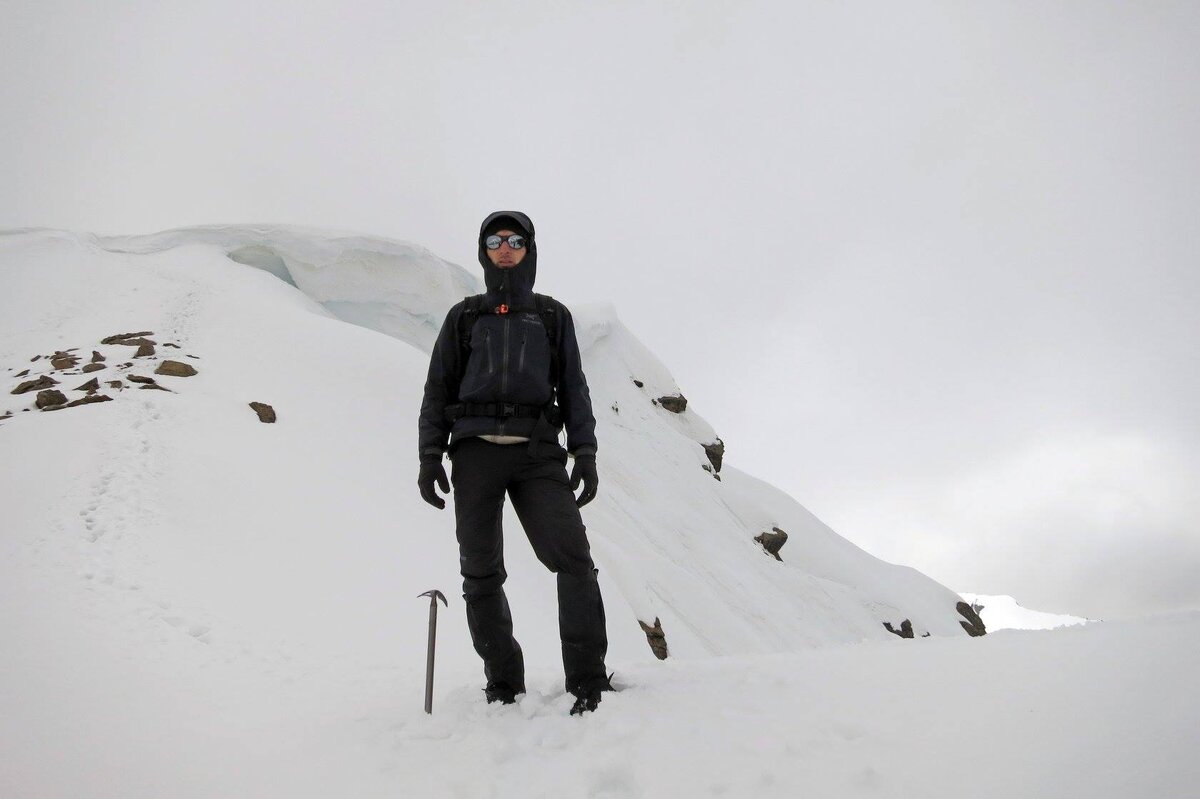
[449,436,609,695]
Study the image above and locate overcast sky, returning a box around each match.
[3,1,1198,621]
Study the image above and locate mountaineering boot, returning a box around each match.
[483,682,521,705]
[569,671,616,716]
[569,690,600,715]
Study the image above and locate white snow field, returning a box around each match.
[1,226,1195,798]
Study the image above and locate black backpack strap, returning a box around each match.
[456,294,483,377]
[534,293,560,391]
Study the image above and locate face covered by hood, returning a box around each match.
[478,210,537,307]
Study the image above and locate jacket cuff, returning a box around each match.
[570,445,597,459]
[420,447,444,462]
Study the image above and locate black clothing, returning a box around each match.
[482,213,530,239]
[569,454,598,508]
[418,459,449,509]
[418,210,598,460]
[450,436,609,695]
[417,210,609,700]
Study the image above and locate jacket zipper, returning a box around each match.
[500,316,510,434]
[518,331,526,373]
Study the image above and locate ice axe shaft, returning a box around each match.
[418,589,448,714]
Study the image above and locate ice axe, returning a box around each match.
[418,589,448,714]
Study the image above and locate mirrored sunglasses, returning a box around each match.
[485,234,527,250]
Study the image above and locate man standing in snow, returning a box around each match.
[417,210,614,715]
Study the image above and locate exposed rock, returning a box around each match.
[30,355,41,362]
[107,380,124,390]
[632,378,644,388]
[155,360,197,377]
[884,620,916,639]
[134,343,155,358]
[74,378,100,393]
[702,438,724,473]
[611,402,619,414]
[754,527,788,561]
[249,402,276,423]
[12,375,58,395]
[639,617,669,660]
[36,389,68,408]
[163,342,181,348]
[15,369,29,378]
[91,350,105,363]
[81,363,106,373]
[113,337,155,348]
[138,384,172,392]
[185,354,200,360]
[101,331,154,344]
[61,394,113,409]
[657,394,687,413]
[51,355,79,370]
[956,601,987,637]
[126,374,156,384]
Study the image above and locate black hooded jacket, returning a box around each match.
[418,211,598,460]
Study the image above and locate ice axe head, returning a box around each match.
[419,589,447,607]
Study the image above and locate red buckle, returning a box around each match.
[497,304,509,314]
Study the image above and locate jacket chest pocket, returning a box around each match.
[466,322,498,379]
[515,321,552,383]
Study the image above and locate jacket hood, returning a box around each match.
[478,210,537,306]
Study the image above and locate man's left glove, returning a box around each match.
[569,453,598,508]
[418,454,450,510]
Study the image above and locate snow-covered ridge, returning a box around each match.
[3,224,977,675]
[99,224,475,353]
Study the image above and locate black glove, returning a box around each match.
[418,455,450,510]
[569,453,598,508]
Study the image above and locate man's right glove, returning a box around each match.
[418,455,450,510]
[569,453,598,508]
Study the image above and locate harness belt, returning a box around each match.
[444,402,562,458]
[444,402,561,425]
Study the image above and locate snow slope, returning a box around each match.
[1,224,970,661]
[959,592,1092,630]
[4,226,1190,797]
